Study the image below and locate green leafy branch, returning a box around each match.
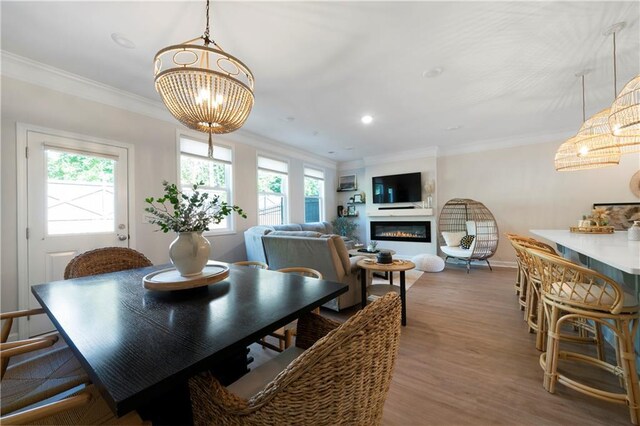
[145,181,246,233]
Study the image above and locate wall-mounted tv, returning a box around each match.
[372,172,422,204]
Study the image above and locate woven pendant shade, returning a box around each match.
[573,109,621,167]
[609,75,640,154]
[554,135,619,171]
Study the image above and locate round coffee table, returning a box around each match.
[348,248,397,283]
[357,258,415,326]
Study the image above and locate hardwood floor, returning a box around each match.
[379,265,632,425]
[281,264,631,425]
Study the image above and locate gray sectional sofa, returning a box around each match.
[243,222,364,311]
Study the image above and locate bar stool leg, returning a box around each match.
[543,305,560,393]
[617,319,640,425]
[595,322,605,362]
[535,295,547,352]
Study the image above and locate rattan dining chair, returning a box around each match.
[526,248,640,424]
[1,384,145,425]
[189,293,402,426]
[233,261,269,270]
[505,233,535,307]
[259,267,323,352]
[64,247,152,279]
[1,309,89,417]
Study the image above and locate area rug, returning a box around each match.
[370,269,424,291]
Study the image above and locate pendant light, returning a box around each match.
[609,74,640,154]
[154,0,255,158]
[573,23,622,163]
[555,72,620,171]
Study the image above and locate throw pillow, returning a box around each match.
[460,234,475,250]
[441,231,467,247]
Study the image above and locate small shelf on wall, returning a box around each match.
[337,188,357,193]
[342,213,359,218]
[347,201,365,205]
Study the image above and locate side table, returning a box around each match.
[348,248,397,284]
[357,259,415,326]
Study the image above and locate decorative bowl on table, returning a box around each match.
[376,252,393,264]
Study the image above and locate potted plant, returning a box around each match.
[331,216,358,241]
[145,181,246,276]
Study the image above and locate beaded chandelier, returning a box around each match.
[154,0,254,158]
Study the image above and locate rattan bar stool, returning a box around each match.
[527,248,640,424]
[506,234,536,312]
[511,238,569,351]
[259,268,323,352]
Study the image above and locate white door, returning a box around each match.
[24,130,130,337]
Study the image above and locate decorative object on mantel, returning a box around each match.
[592,202,640,230]
[145,181,246,276]
[628,221,640,241]
[143,263,230,291]
[353,193,364,203]
[423,181,435,208]
[367,240,378,252]
[154,0,254,158]
[631,170,640,198]
[569,225,615,234]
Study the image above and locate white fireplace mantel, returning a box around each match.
[366,208,434,217]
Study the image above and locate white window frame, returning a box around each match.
[303,165,325,222]
[177,132,237,236]
[257,154,289,226]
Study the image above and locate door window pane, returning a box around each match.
[46,150,115,235]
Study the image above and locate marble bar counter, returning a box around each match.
[530,229,640,275]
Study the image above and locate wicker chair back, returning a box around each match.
[64,247,152,279]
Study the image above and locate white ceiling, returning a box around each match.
[2,1,639,162]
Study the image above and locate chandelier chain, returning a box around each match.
[581,74,585,123]
[203,0,212,45]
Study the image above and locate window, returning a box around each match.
[179,136,234,233]
[257,155,288,225]
[304,166,325,222]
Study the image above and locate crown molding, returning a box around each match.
[363,146,439,167]
[338,159,365,171]
[1,50,173,122]
[1,50,337,169]
[438,129,575,157]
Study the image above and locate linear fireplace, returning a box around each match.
[370,221,431,243]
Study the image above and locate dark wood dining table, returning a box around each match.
[31,263,347,423]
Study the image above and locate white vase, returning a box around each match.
[169,232,211,277]
[629,221,640,241]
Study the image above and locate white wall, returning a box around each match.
[437,140,640,265]
[1,76,336,314]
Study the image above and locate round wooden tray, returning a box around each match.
[569,226,615,234]
[143,263,230,291]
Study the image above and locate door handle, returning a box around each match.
[117,234,128,241]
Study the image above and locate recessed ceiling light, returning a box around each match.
[328,151,335,154]
[111,33,135,49]
[345,146,354,151]
[361,115,373,125]
[422,67,444,78]
[446,125,463,131]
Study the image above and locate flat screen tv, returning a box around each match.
[372,172,422,204]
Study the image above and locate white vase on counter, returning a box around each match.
[629,221,640,241]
